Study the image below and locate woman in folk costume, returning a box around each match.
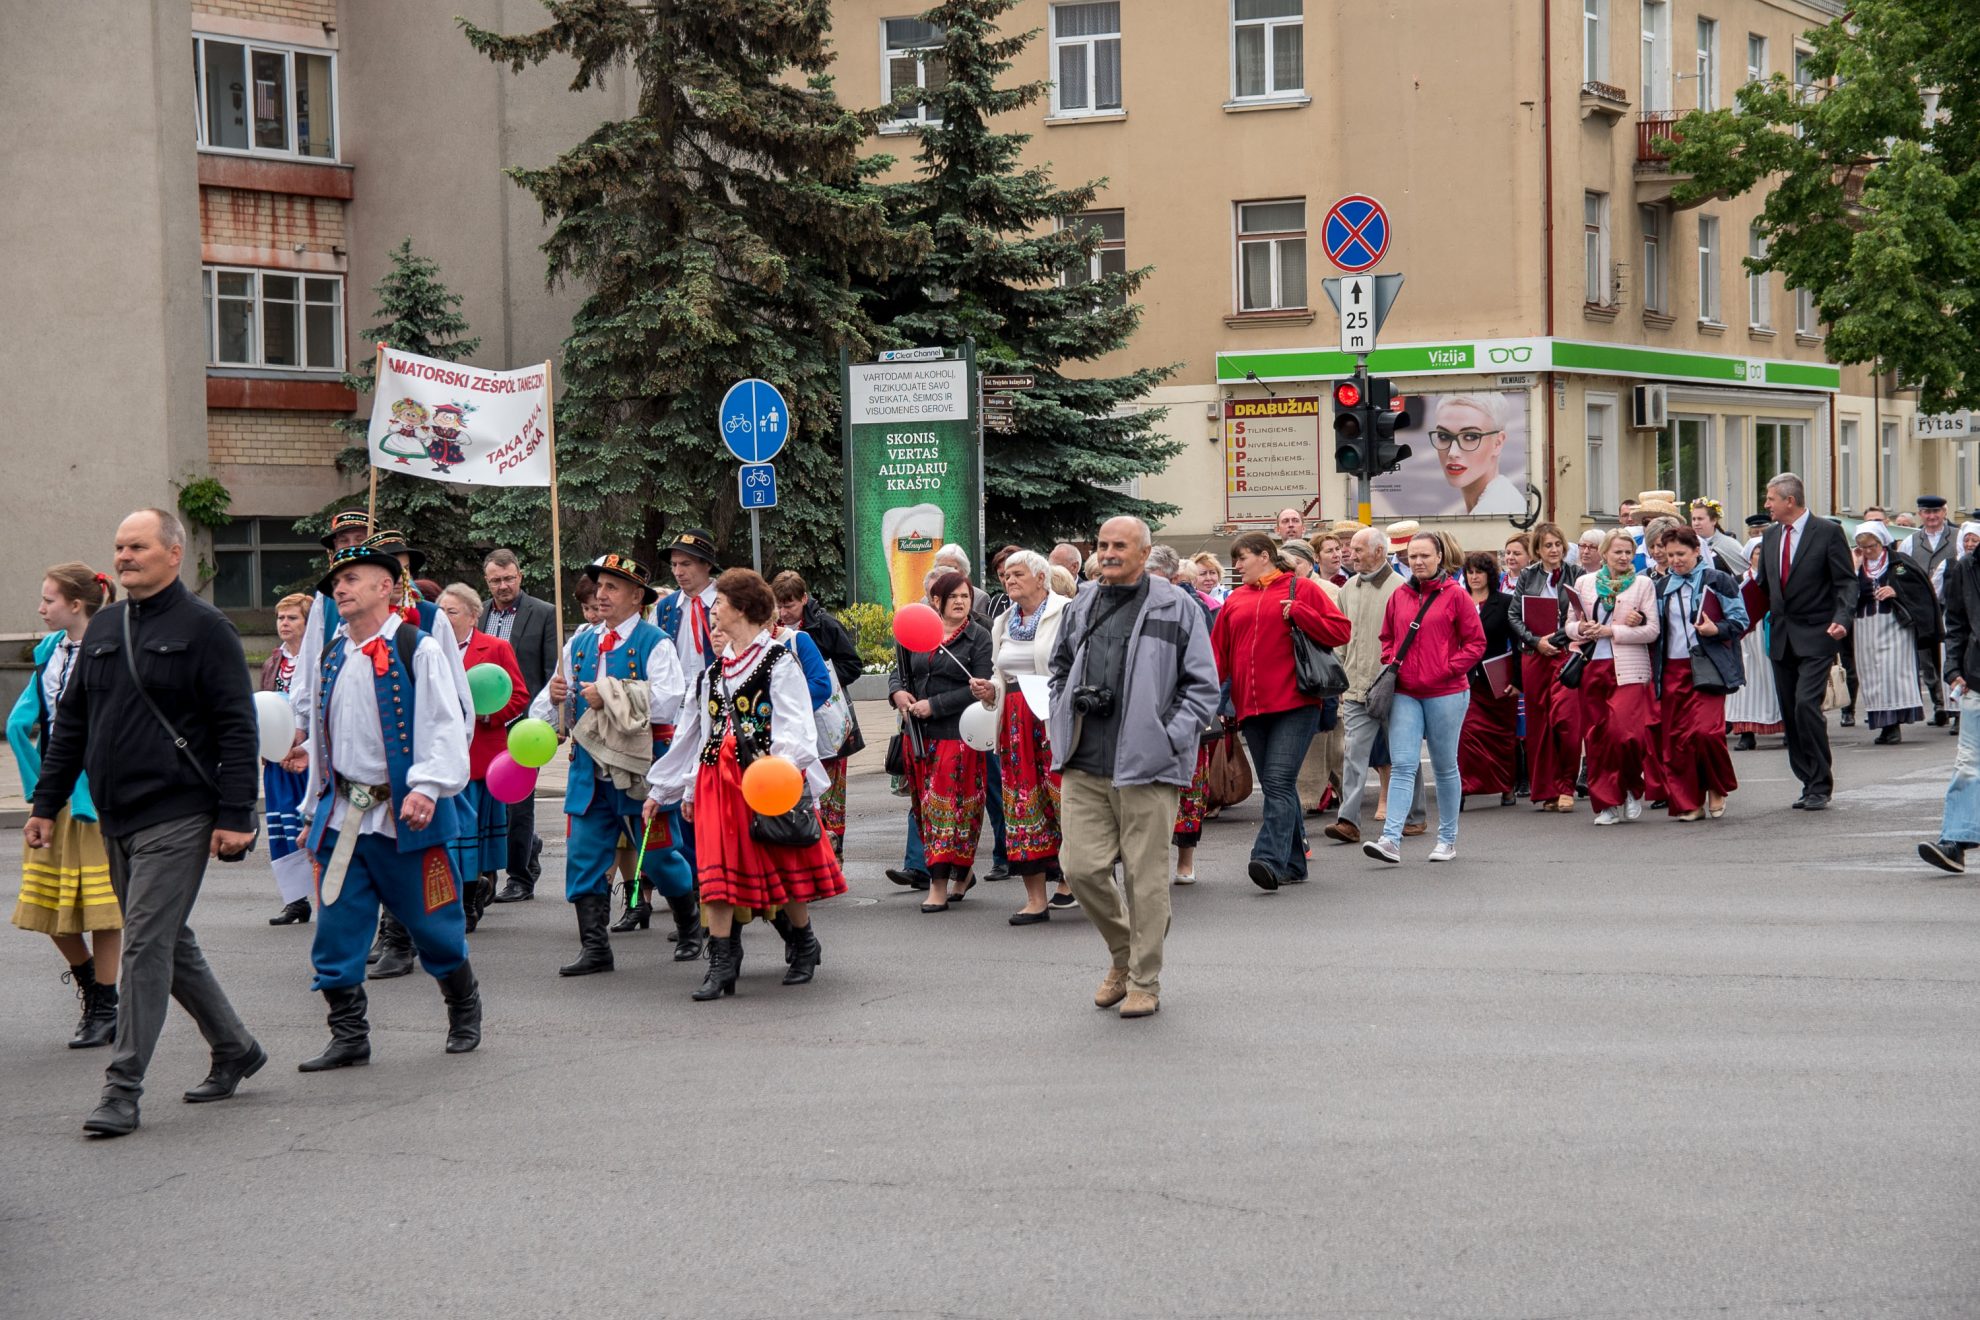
[1651,525,1749,820]
[646,569,847,1000]
[890,572,995,909]
[1567,529,1661,826]
[1851,520,1937,745]
[1728,512,1785,749]
[261,592,315,927]
[7,563,121,1048]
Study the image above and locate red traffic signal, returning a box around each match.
[1332,381,1362,408]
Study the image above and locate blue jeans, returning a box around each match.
[1241,705,1323,882]
[1381,690,1471,847]
[903,812,927,875]
[1940,689,1980,843]
[985,752,1010,869]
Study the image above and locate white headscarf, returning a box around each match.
[1856,520,1893,578]
[1960,521,1980,554]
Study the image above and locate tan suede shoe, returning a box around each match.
[1119,991,1160,1019]
[1094,967,1129,1008]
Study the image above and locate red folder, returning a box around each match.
[1740,578,1768,621]
[1520,595,1559,636]
[1480,652,1516,697]
[1699,590,1725,623]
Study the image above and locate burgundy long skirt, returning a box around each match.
[1581,660,1655,813]
[1459,682,1520,796]
[1524,649,1583,803]
[1659,665,1738,815]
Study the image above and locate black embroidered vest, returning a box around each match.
[699,644,789,766]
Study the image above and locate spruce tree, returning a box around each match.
[869,0,1179,547]
[463,0,926,596]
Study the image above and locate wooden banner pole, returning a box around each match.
[544,358,567,686]
[365,341,388,528]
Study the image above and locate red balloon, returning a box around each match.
[892,602,945,653]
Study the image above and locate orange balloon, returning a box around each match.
[741,754,804,816]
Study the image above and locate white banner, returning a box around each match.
[365,345,552,487]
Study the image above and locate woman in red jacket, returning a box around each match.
[437,583,529,930]
[1365,534,1486,865]
[1210,531,1353,891]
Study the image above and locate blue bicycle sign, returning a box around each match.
[718,379,793,464]
[738,463,778,509]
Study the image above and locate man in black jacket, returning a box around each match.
[1755,473,1858,810]
[26,509,264,1137]
[480,548,559,902]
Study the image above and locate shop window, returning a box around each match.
[1236,199,1307,311]
[212,518,323,609]
[194,36,336,160]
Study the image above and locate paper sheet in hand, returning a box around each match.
[1520,595,1559,636]
[1014,673,1053,717]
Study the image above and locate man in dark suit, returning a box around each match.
[480,548,561,901]
[1756,473,1857,810]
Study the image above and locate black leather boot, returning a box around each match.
[463,875,493,933]
[369,910,417,979]
[65,961,118,1049]
[366,918,390,963]
[782,921,821,986]
[438,962,482,1054]
[666,891,705,962]
[559,893,615,976]
[691,933,742,1001]
[269,898,311,926]
[298,986,371,1071]
[769,909,797,965]
[610,880,652,932]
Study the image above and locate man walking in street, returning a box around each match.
[481,548,559,903]
[25,509,263,1138]
[1920,531,1980,872]
[1901,496,1956,724]
[1757,473,1857,810]
[1048,517,1220,1020]
[1325,527,1426,844]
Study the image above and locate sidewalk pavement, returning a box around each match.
[0,699,901,829]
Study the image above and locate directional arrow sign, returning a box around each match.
[1322,273,1405,352]
[982,393,1017,412]
[982,374,1036,390]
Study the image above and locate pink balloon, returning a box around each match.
[892,601,945,653]
[485,751,538,805]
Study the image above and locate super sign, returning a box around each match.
[1323,195,1390,273]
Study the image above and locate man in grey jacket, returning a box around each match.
[1048,516,1220,1019]
[480,549,559,903]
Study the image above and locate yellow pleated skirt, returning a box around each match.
[13,807,121,935]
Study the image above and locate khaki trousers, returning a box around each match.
[1296,721,1344,808]
[1058,769,1180,998]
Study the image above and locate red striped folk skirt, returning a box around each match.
[1581,660,1654,813]
[997,695,1061,870]
[692,736,846,914]
[1524,649,1584,802]
[1173,740,1215,846]
[906,738,986,869]
[1459,681,1520,796]
[1659,664,1737,814]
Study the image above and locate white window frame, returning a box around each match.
[1584,0,1608,83]
[1695,17,1718,110]
[1584,192,1611,305]
[1794,285,1819,336]
[193,33,339,162]
[881,18,947,129]
[1640,203,1668,313]
[202,266,344,372]
[1060,209,1128,309]
[1838,417,1860,513]
[1745,33,1767,85]
[1049,2,1122,117]
[1586,393,1620,515]
[1640,0,1671,112]
[1697,215,1721,324]
[1747,222,1771,329]
[1880,420,1900,504]
[1959,442,1974,513]
[1234,199,1307,313]
[1230,0,1304,103]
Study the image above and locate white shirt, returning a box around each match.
[527,612,685,732]
[667,583,719,676]
[1663,589,1695,659]
[308,617,471,838]
[647,629,824,807]
[41,637,80,714]
[293,591,472,739]
[1780,509,1812,573]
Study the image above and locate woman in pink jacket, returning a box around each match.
[1568,529,1662,826]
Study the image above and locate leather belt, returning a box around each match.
[319,776,388,906]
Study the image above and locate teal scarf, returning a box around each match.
[1593,564,1635,608]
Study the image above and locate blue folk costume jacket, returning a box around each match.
[305,622,468,856]
[6,632,96,821]
[564,616,672,817]
[653,590,718,679]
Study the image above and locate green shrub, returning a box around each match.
[838,602,896,670]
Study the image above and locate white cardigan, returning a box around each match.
[986,591,1070,718]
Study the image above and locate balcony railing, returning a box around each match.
[1637,109,1683,164]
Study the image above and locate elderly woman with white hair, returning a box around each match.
[969,550,1074,923]
[1852,520,1938,744]
[1430,394,1525,516]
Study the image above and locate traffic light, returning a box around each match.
[1367,376,1413,474]
[1332,374,1370,476]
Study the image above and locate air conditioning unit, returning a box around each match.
[1631,383,1669,429]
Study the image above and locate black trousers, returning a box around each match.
[504,794,539,884]
[1772,641,1837,797]
[1918,639,1945,713]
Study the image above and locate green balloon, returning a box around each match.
[507,717,558,769]
[467,662,513,716]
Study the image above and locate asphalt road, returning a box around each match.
[3,724,1977,1320]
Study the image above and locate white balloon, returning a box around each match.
[254,690,297,763]
[957,700,999,753]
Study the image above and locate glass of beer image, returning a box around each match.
[883,503,945,609]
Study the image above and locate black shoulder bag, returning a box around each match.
[1287,575,1349,698]
[121,605,256,859]
[729,647,823,848]
[1363,587,1440,723]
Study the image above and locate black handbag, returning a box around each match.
[1689,650,1728,693]
[1556,649,1589,689]
[721,655,823,848]
[1287,576,1349,699]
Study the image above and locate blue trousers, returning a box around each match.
[311,830,468,990]
[565,788,693,902]
[1940,689,1980,843]
[985,751,1009,869]
[1241,705,1323,882]
[1382,690,1471,847]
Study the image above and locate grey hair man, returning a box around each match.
[1324,527,1426,844]
[1048,516,1220,1019]
[1758,471,1857,809]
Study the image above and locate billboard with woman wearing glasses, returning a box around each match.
[1371,389,1531,518]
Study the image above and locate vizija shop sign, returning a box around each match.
[1217,338,1841,391]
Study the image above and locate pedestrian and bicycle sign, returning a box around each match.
[718,378,792,464]
[1322,195,1390,273]
[739,463,777,509]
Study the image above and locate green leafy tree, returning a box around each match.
[307,238,549,589]
[463,0,926,598]
[868,0,1179,547]
[1666,0,1980,407]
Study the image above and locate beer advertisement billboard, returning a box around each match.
[842,349,983,608]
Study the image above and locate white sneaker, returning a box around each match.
[1625,795,1645,821]
[1173,871,1196,886]
[1363,838,1402,864]
[1428,841,1457,862]
[1593,807,1622,826]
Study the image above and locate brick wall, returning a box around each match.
[209,409,348,467]
[200,187,344,254]
[191,0,338,27]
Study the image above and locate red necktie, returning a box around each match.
[691,598,709,654]
[359,636,392,677]
[599,629,620,655]
[1780,524,1793,584]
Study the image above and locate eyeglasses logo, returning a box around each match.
[1486,346,1534,365]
